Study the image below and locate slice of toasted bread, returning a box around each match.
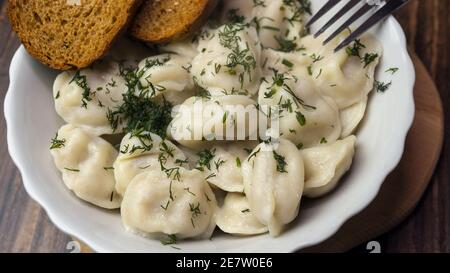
[7,0,142,70]
[130,0,219,44]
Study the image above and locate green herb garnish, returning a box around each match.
[50,133,66,150]
[196,149,216,171]
[295,111,306,126]
[273,151,288,173]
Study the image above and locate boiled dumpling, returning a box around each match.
[191,23,262,96]
[261,32,382,109]
[258,71,341,148]
[168,95,258,150]
[300,32,383,109]
[50,124,121,209]
[113,131,187,196]
[261,48,311,75]
[302,136,356,198]
[159,39,200,60]
[53,60,127,135]
[137,54,195,105]
[340,97,368,138]
[216,193,268,235]
[242,139,304,236]
[121,168,217,240]
[222,0,310,50]
[195,142,257,192]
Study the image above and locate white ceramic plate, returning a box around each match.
[4,0,415,252]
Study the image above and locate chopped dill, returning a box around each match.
[374,80,392,92]
[362,53,379,68]
[161,234,177,245]
[64,167,80,172]
[273,151,288,173]
[106,58,173,136]
[196,149,216,171]
[184,188,196,196]
[175,158,189,167]
[275,36,298,52]
[346,39,366,58]
[218,22,256,87]
[69,71,92,108]
[248,148,261,161]
[50,133,66,149]
[385,67,399,74]
[295,111,306,126]
[282,59,294,68]
[214,158,226,171]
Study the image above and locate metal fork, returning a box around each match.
[305,0,411,52]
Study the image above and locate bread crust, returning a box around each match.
[130,0,219,44]
[7,0,143,70]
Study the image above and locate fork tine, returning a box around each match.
[305,0,343,29]
[323,2,376,45]
[313,0,359,38]
[334,0,411,52]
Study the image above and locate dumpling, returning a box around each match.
[242,139,304,236]
[258,71,341,148]
[261,32,382,109]
[121,168,218,240]
[137,54,195,105]
[195,142,257,192]
[114,131,187,196]
[191,23,262,96]
[299,32,383,109]
[53,60,127,135]
[216,193,268,235]
[302,136,356,198]
[50,124,121,209]
[261,48,311,76]
[168,95,258,150]
[222,0,310,50]
[159,39,199,60]
[340,97,368,138]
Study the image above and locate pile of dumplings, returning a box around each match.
[50,0,382,241]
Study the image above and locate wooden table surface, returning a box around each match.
[0,0,448,253]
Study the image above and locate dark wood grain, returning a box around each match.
[0,0,448,253]
[369,0,450,253]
